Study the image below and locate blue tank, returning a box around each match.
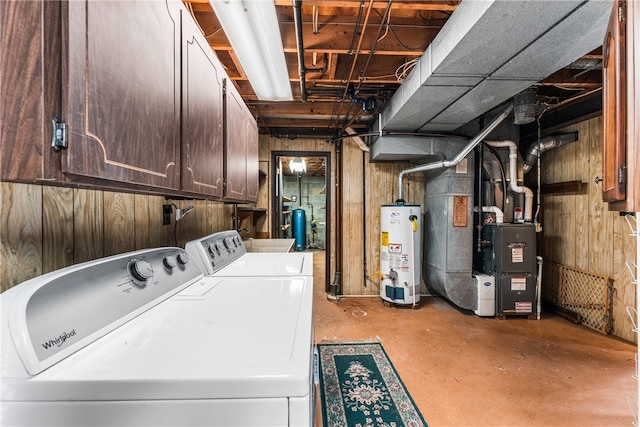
[292,208,306,251]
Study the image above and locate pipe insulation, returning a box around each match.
[485,140,534,222]
[522,132,579,173]
[396,103,513,201]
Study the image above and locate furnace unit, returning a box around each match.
[475,223,537,317]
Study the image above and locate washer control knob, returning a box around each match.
[129,259,153,284]
[163,255,178,269]
[208,243,217,257]
[177,252,190,265]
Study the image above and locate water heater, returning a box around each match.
[380,204,422,306]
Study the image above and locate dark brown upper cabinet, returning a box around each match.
[245,114,259,203]
[602,0,626,204]
[62,0,182,191]
[604,0,640,212]
[224,80,249,202]
[181,11,225,198]
[1,0,257,203]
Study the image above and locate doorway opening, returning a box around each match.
[272,151,331,289]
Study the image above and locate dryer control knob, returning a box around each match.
[129,259,153,284]
[177,252,190,265]
[163,255,177,269]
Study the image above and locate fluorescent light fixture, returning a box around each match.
[210,0,293,101]
[289,157,306,174]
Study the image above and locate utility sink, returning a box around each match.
[243,238,294,253]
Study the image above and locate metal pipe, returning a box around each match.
[476,145,484,251]
[522,132,578,173]
[293,0,328,102]
[396,103,513,202]
[536,256,543,320]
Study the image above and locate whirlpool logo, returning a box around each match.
[41,329,77,350]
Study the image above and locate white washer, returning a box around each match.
[1,246,315,426]
[186,230,313,277]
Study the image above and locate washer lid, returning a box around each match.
[217,252,313,276]
[5,276,313,402]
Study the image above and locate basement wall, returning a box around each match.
[0,183,234,292]
[258,135,426,297]
[538,115,637,343]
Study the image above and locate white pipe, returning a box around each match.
[482,206,504,224]
[484,140,534,222]
[396,103,514,201]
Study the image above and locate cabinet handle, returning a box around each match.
[594,176,603,184]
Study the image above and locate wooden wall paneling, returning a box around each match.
[148,196,172,248]
[341,140,365,295]
[588,116,615,278]
[73,188,104,264]
[178,200,199,247]
[612,213,635,341]
[574,120,591,271]
[367,160,398,294]
[204,200,218,234]
[542,147,559,263]
[0,183,42,291]
[42,186,73,273]
[556,124,577,266]
[103,192,136,256]
[133,194,151,250]
[365,160,384,295]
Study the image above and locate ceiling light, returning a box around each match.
[289,157,306,174]
[210,0,293,101]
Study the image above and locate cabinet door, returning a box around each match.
[224,80,247,201]
[181,12,224,198]
[245,113,259,202]
[62,0,181,190]
[602,0,626,203]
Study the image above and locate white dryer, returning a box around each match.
[185,230,313,277]
[1,246,315,426]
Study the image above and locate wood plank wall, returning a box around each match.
[0,182,234,292]
[539,115,636,342]
[259,135,425,297]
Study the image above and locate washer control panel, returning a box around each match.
[3,247,201,375]
[185,230,246,275]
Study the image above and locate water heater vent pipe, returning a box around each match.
[482,206,504,224]
[396,103,513,202]
[485,140,534,222]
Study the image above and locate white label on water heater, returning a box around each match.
[511,277,527,291]
[389,244,402,254]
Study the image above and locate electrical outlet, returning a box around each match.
[162,204,172,225]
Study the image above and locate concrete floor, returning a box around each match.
[311,251,637,426]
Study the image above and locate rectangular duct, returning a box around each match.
[373,0,612,134]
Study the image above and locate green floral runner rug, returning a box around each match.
[317,342,428,427]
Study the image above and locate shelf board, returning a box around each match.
[238,207,267,213]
